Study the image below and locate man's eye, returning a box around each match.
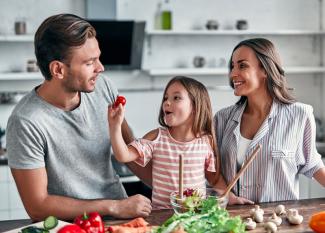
[86,61,94,66]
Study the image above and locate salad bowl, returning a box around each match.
[170,188,229,214]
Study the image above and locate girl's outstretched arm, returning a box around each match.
[108,105,140,162]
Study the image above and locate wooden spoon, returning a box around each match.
[179,154,184,199]
[221,144,262,198]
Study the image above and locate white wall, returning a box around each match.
[1,0,325,137]
[0,0,324,134]
[0,0,85,73]
[0,0,324,220]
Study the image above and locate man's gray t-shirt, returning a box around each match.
[6,75,127,200]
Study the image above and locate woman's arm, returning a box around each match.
[206,171,254,205]
[313,167,325,186]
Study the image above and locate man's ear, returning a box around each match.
[49,61,65,80]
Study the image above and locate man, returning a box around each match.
[6,14,152,221]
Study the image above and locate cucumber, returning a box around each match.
[21,226,49,233]
[43,216,58,230]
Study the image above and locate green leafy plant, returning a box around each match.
[155,197,245,233]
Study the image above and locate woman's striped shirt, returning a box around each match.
[214,100,324,203]
[129,127,216,209]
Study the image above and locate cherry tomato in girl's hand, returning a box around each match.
[113,96,126,108]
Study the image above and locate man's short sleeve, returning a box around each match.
[6,115,45,169]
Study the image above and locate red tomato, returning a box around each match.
[58,224,86,233]
[113,96,126,108]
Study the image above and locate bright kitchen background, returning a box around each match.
[0,0,324,220]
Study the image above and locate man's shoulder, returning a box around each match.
[10,90,42,120]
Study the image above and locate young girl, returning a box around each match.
[108,76,220,209]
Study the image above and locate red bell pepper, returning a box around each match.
[74,212,105,233]
[58,224,86,233]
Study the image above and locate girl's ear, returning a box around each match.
[49,60,65,80]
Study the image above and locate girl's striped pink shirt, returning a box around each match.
[129,127,216,209]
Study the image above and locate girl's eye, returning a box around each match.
[174,96,181,100]
[163,96,168,101]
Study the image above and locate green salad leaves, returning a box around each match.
[154,197,245,233]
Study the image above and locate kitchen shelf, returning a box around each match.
[0,72,42,80]
[147,66,325,77]
[0,34,34,42]
[146,29,325,36]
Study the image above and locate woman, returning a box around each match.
[215,38,325,203]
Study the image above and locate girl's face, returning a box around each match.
[230,46,267,97]
[162,82,194,128]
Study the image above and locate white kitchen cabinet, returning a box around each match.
[145,28,325,77]
[0,166,28,220]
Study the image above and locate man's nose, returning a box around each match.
[96,60,105,73]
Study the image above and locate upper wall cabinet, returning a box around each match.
[0,35,41,82]
[113,0,324,77]
[1,0,325,85]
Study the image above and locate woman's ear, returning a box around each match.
[261,65,267,78]
[49,61,65,80]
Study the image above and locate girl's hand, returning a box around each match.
[228,192,254,205]
[108,104,125,129]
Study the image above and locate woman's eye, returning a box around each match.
[174,96,181,100]
[239,63,247,69]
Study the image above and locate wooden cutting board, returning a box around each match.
[3,220,70,233]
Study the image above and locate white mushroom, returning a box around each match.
[254,205,264,215]
[244,218,257,230]
[274,204,286,215]
[264,221,278,233]
[287,209,303,225]
[253,210,264,223]
[269,213,282,226]
[250,205,264,217]
[249,208,256,216]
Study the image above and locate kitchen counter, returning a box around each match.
[1,198,324,232]
[106,198,325,232]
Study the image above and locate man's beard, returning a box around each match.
[62,70,93,93]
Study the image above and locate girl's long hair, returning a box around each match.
[158,76,220,179]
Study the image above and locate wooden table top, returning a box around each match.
[106,198,325,233]
[0,198,323,232]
